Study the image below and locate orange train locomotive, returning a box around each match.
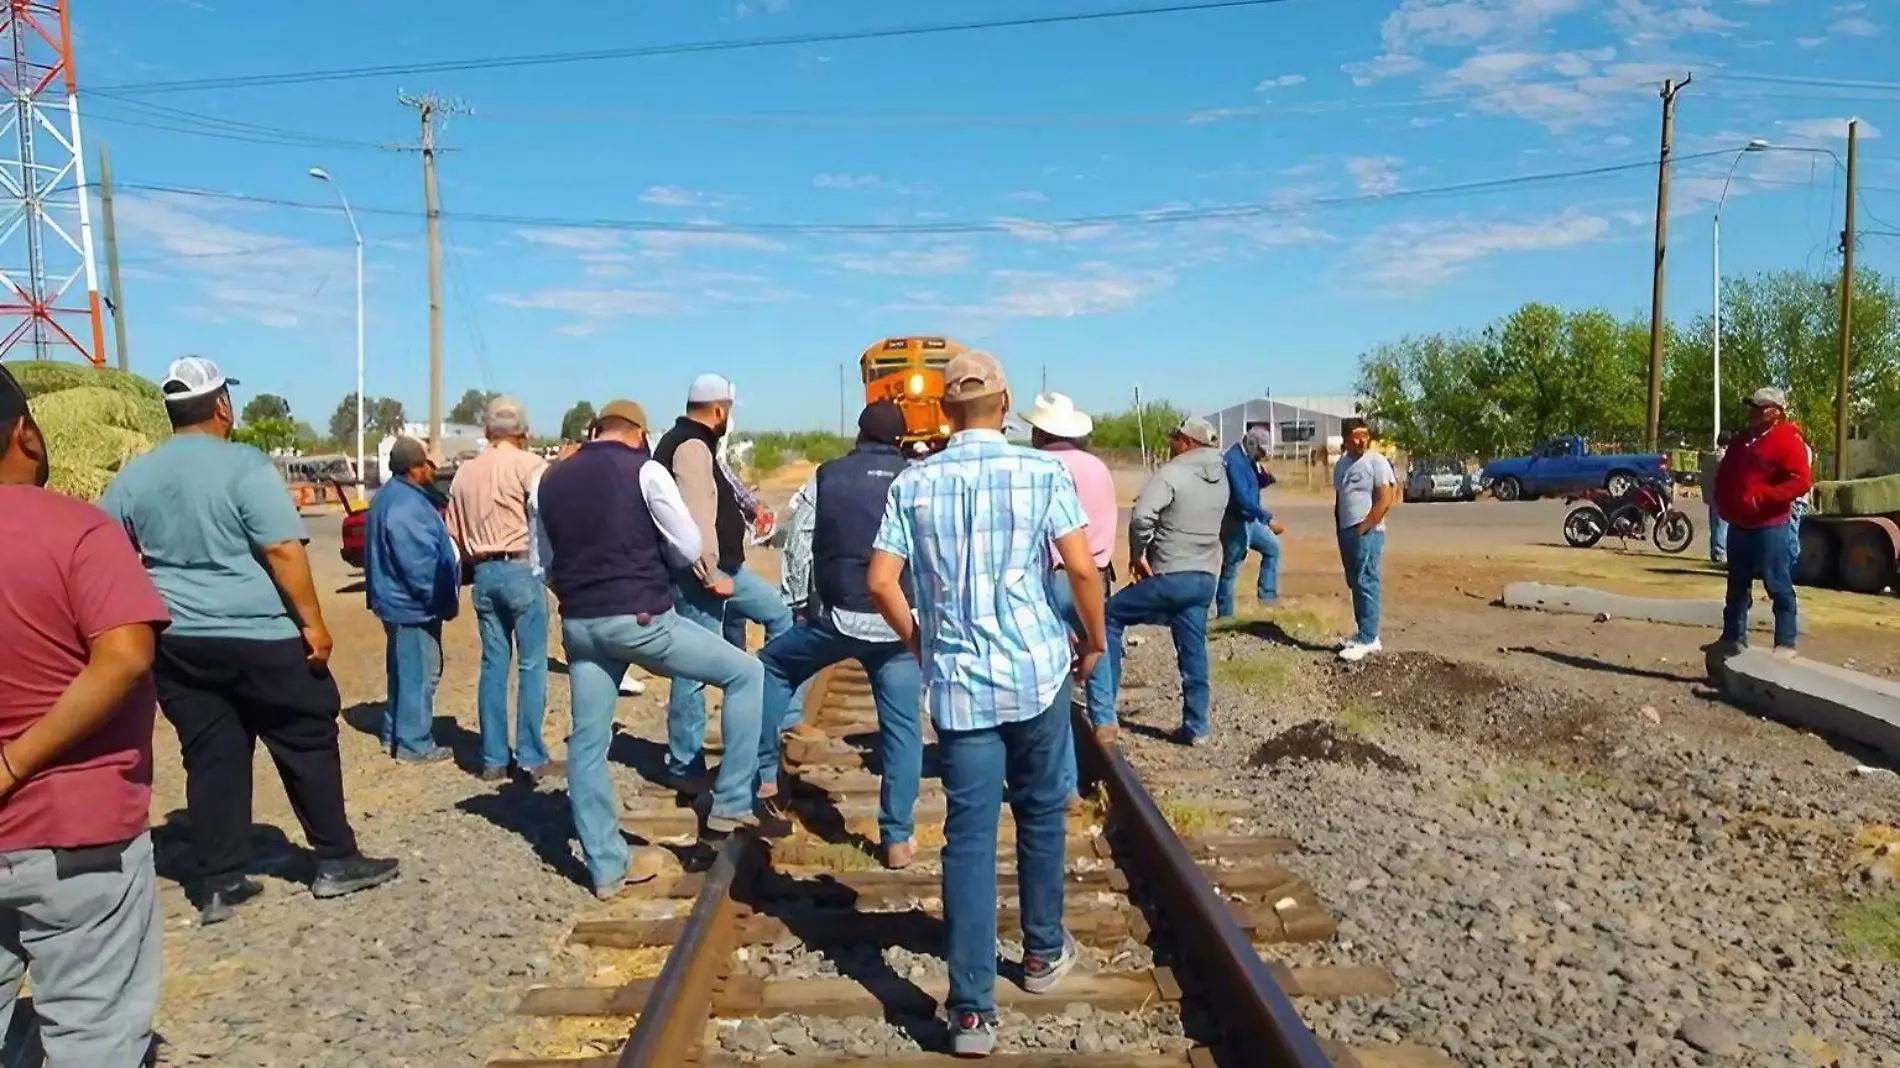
[860,336,964,456]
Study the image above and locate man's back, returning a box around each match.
[874,430,1085,731]
[447,444,545,555]
[1040,444,1115,570]
[101,434,305,640]
[0,485,168,851]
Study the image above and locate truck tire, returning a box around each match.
[1837,522,1899,595]
[1795,524,1837,587]
[1494,476,1522,502]
[1605,471,1638,498]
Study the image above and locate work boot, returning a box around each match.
[524,761,567,785]
[311,855,401,899]
[197,877,264,926]
[751,799,796,839]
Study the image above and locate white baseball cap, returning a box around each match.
[687,373,736,406]
[161,356,239,402]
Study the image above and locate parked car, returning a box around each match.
[337,466,456,570]
[1403,458,1479,503]
[1481,435,1670,503]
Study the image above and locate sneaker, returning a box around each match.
[1338,639,1383,663]
[478,765,509,783]
[1023,930,1079,994]
[311,855,401,900]
[394,746,453,765]
[884,839,917,871]
[1170,726,1208,747]
[1770,646,1800,663]
[948,1011,997,1058]
[751,800,796,839]
[523,761,567,785]
[197,877,264,926]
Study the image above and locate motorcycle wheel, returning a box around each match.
[1654,511,1695,554]
[1563,506,1606,548]
[1607,505,1647,540]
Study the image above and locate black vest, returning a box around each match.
[537,441,673,620]
[812,443,907,616]
[654,417,745,574]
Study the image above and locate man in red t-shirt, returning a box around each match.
[0,363,170,1065]
[1711,386,1812,657]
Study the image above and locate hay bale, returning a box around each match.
[11,361,165,405]
[7,360,170,502]
[1813,473,1900,518]
[45,464,115,502]
[28,386,171,443]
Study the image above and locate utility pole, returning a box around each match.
[399,91,469,449]
[1646,74,1690,452]
[98,141,129,371]
[1835,118,1859,481]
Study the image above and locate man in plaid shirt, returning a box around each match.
[866,351,1107,1057]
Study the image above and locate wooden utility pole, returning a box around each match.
[399,92,469,449]
[1646,74,1690,452]
[1835,119,1859,480]
[97,141,129,372]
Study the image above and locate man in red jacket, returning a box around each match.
[1712,386,1812,657]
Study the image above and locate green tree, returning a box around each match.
[241,393,292,425]
[449,388,500,425]
[1092,401,1186,456]
[232,417,298,454]
[328,392,407,444]
[559,400,597,442]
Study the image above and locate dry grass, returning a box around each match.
[1211,649,1299,693]
[1337,699,1382,738]
[1456,762,1615,807]
[1156,796,1221,837]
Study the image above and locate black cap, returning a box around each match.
[0,363,27,429]
[857,400,906,447]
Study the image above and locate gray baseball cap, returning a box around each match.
[1173,416,1218,447]
[484,394,528,434]
[1747,386,1788,410]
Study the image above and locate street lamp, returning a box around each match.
[1712,139,1768,448]
[308,166,367,501]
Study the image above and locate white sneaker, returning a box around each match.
[1338,639,1382,663]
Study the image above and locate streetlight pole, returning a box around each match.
[309,167,366,502]
[1712,140,1767,448]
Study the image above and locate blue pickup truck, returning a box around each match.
[1481,435,1670,502]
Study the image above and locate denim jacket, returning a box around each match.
[365,477,461,625]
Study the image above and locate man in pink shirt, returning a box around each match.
[1026,392,1119,801]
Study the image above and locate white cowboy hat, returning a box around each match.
[1025,391,1094,439]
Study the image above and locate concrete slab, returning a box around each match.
[1500,582,1802,634]
[1707,648,1900,763]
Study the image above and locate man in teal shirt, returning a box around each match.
[102,357,398,925]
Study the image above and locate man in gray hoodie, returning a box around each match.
[1092,417,1228,746]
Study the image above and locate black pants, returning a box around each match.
[152,635,358,888]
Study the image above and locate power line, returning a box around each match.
[110,147,1745,238]
[116,240,338,265]
[87,104,392,152]
[94,0,1314,95]
[89,94,394,150]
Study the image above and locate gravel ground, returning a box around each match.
[1108,605,1900,1068]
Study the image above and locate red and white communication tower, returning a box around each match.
[0,0,103,365]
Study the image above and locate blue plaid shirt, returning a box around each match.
[872,429,1087,732]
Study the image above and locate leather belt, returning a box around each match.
[469,551,529,564]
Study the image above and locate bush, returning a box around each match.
[743,430,852,474]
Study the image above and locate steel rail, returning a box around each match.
[1073,705,1337,1068]
[614,832,758,1068]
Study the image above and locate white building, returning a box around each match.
[1199,394,1360,456]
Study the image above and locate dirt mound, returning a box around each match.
[1250,721,1415,773]
[1330,652,1623,764]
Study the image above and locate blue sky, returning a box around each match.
[76,0,1900,433]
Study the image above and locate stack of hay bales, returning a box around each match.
[10,361,170,501]
[1812,473,1900,518]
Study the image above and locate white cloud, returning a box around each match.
[733,0,789,17]
[1346,155,1404,196]
[635,230,787,253]
[1605,133,1633,146]
[1796,35,1826,46]
[1186,107,1257,125]
[113,193,353,329]
[494,288,679,318]
[1001,190,1049,204]
[1254,73,1307,90]
[824,246,973,276]
[921,266,1172,319]
[1830,15,1879,36]
[518,227,624,251]
[813,173,881,190]
[641,185,696,207]
[1351,210,1612,291]
[1779,117,1882,141]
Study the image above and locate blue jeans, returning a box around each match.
[1707,504,1729,563]
[1048,569,1114,798]
[668,566,795,779]
[1096,571,1217,739]
[381,621,442,758]
[1722,521,1799,649]
[563,610,764,891]
[472,559,550,773]
[1336,526,1385,645]
[759,618,922,847]
[1215,520,1281,617]
[940,683,1071,1018]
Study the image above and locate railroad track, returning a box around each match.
[494,664,1458,1068]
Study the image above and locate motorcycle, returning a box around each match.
[1562,475,1695,555]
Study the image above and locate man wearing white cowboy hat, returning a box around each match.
[1025,392,1119,800]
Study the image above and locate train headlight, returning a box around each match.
[938,423,950,435]
[908,373,925,395]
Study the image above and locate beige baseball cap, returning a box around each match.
[943,351,1007,402]
[484,395,528,434]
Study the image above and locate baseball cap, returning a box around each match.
[857,400,907,446]
[687,373,737,405]
[1172,416,1217,447]
[943,351,1007,403]
[387,436,436,475]
[595,399,648,430]
[161,356,239,403]
[1748,386,1788,410]
[0,362,26,428]
[484,394,528,434]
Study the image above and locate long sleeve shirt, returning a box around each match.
[670,437,725,580]
[529,459,702,584]
[366,477,461,625]
[779,472,898,642]
[1222,443,1274,525]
